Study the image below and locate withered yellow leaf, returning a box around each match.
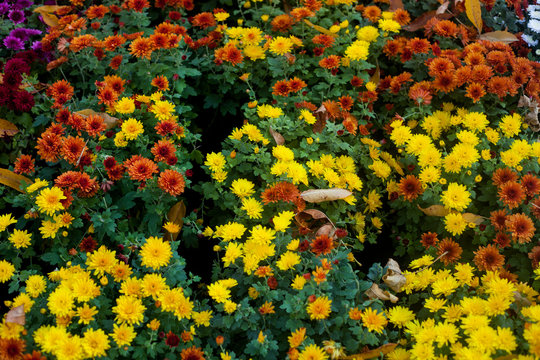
[417,204,450,217]
[6,305,25,326]
[303,19,338,37]
[0,168,32,193]
[478,31,518,43]
[462,213,485,225]
[165,201,186,241]
[465,0,483,33]
[0,119,19,137]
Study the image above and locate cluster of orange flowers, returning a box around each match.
[381,36,540,104]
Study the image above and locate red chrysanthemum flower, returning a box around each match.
[420,232,438,248]
[474,244,505,271]
[312,34,335,48]
[498,181,525,209]
[158,169,185,196]
[398,175,423,201]
[506,213,535,243]
[350,76,363,87]
[55,171,81,190]
[437,238,462,265]
[408,38,430,54]
[493,232,511,248]
[97,86,118,106]
[107,165,125,181]
[14,154,35,175]
[76,172,99,197]
[109,55,123,70]
[165,331,180,348]
[125,156,159,182]
[492,167,519,187]
[79,235,98,253]
[521,174,540,197]
[310,234,334,256]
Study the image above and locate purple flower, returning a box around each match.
[9,28,42,42]
[31,41,42,51]
[3,36,25,50]
[0,3,9,15]
[8,9,26,24]
[13,0,34,10]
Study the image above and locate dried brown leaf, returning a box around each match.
[365,283,398,303]
[462,213,485,225]
[436,1,450,14]
[75,109,119,129]
[6,305,25,326]
[383,259,406,293]
[389,0,404,11]
[316,223,335,238]
[417,204,450,217]
[339,343,398,360]
[478,31,518,43]
[312,104,328,133]
[269,126,285,145]
[404,11,438,31]
[301,188,352,203]
[518,95,540,132]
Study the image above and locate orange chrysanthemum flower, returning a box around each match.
[151,75,170,91]
[125,156,159,182]
[127,0,150,12]
[319,55,341,69]
[151,140,176,162]
[69,34,96,52]
[14,155,35,175]
[61,136,86,165]
[272,80,291,97]
[36,132,62,163]
[0,338,25,360]
[428,58,455,77]
[362,5,381,22]
[474,244,505,271]
[338,95,354,111]
[528,246,540,269]
[432,72,456,93]
[150,33,168,49]
[437,238,462,265]
[47,80,74,101]
[103,75,126,95]
[521,174,540,197]
[490,209,507,231]
[465,82,486,103]
[506,213,535,243]
[492,167,518,187]
[191,12,216,28]
[470,64,493,83]
[288,77,307,92]
[261,181,303,206]
[498,181,525,209]
[312,34,335,48]
[104,35,126,52]
[393,9,411,25]
[311,234,334,256]
[130,37,154,60]
[158,170,185,196]
[271,14,294,32]
[155,119,179,136]
[85,115,106,137]
[86,5,109,19]
[97,86,118,106]
[487,76,509,99]
[215,43,243,66]
[433,20,458,37]
[408,38,430,54]
[398,175,423,201]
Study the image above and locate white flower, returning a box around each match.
[529,19,540,33]
[522,33,539,46]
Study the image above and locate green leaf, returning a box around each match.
[42,251,61,265]
[117,192,139,210]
